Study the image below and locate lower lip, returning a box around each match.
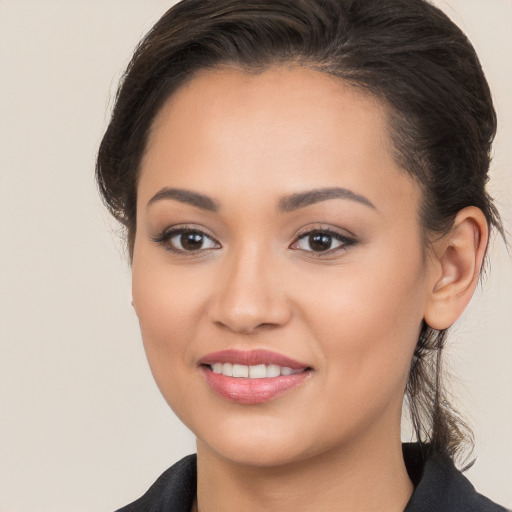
[201,367,312,405]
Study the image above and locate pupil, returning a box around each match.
[309,233,332,251]
[181,232,203,250]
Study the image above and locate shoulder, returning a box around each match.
[114,454,197,512]
[403,444,509,512]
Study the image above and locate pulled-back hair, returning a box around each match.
[96,0,503,464]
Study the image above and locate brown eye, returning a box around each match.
[180,232,207,250]
[170,230,218,252]
[292,229,355,254]
[153,228,220,253]
[308,233,334,252]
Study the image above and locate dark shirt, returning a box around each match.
[115,443,508,511]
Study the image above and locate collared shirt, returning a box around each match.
[115,444,508,511]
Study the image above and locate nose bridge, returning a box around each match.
[209,241,290,333]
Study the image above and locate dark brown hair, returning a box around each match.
[96,0,503,464]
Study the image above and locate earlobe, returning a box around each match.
[424,207,488,330]
[130,298,138,317]
[131,294,139,316]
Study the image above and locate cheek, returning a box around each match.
[131,251,210,406]
[132,242,211,341]
[298,252,427,401]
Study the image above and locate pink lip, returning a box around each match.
[199,349,308,369]
[199,349,312,405]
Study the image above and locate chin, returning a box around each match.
[202,433,311,468]
[192,413,336,469]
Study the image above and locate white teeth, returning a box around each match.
[248,364,267,379]
[222,362,233,377]
[232,364,249,378]
[266,364,281,377]
[210,363,304,378]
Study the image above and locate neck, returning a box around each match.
[195,430,413,512]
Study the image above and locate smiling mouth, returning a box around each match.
[206,362,305,378]
[199,350,313,404]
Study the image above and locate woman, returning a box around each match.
[96,0,508,510]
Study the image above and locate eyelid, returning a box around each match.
[150,223,355,257]
[290,225,357,256]
[151,224,221,254]
[293,223,355,239]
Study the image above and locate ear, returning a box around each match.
[424,207,489,330]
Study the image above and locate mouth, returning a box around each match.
[199,349,313,404]
[208,362,305,378]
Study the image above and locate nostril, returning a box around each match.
[213,318,283,335]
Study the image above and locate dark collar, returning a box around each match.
[115,454,197,512]
[403,443,507,511]
[116,444,507,511]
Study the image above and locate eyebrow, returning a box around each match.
[146,186,375,213]
[147,187,220,211]
[278,187,376,212]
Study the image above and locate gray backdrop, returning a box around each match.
[0,1,510,510]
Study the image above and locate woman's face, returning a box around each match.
[132,66,435,467]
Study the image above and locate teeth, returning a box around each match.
[222,363,233,377]
[232,364,249,378]
[210,363,303,378]
[248,364,266,379]
[266,364,280,377]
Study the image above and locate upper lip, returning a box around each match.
[199,349,310,370]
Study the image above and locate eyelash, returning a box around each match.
[151,226,221,255]
[290,227,356,257]
[151,225,356,256]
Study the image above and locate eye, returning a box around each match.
[153,227,220,253]
[291,229,355,254]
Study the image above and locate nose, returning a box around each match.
[208,246,292,334]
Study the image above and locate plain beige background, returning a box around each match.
[0,1,510,511]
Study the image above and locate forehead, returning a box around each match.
[146,65,390,164]
[139,65,419,218]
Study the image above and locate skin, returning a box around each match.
[131,66,488,512]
